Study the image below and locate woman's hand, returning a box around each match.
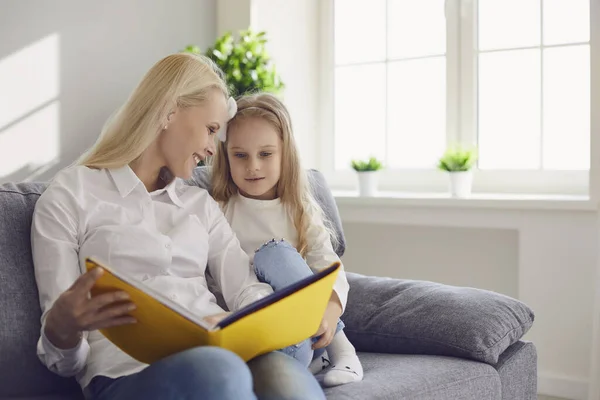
[202,312,232,327]
[312,293,343,349]
[44,267,137,349]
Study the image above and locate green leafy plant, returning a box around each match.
[183,29,284,97]
[351,157,384,172]
[437,146,478,172]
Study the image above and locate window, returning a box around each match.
[477,0,590,170]
[321,0,593,194]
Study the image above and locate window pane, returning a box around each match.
[543,45,590,170]
[387,0,446,59]
[478,49,541,169]
[334,64,386,170]
[543,0,590,45]
[387,58,446,168]
[478,0,540,51]
[334,0,386,65]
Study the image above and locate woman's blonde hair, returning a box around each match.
[212,93,337,257]
[78,53,228,169]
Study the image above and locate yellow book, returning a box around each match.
[85,257,340,365]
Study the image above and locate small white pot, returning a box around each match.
[357,171,379,197]
[449,171,473,198]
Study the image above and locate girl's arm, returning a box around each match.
[205,198,274,311]
[304,216,350,313]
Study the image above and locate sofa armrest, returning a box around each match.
[342,273,535,365]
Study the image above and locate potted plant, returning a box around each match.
[183,29,284,97]
[351,157,384,197]
[437,146,478,198]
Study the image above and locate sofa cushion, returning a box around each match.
[343,273,534,365]
[0,182,81,398]
[323,352,502,400]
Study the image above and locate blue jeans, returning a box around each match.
[253,239,345,368]
[85,347,325,400]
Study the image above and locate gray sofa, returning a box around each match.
[0,168,537,400]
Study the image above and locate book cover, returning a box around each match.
[86,257,340,364]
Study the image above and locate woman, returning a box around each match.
[31,52,326,400]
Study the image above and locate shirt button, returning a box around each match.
[165,243,171,249]
[170,294,177,300]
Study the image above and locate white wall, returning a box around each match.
[0,0,216,183]
[342,223,520,298]
[251,0,320,169]
[216,0,321,169]
[338,202,598,400]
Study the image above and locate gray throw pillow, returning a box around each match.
[343,273,534,365]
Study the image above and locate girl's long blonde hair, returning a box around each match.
[212,93,337,257]
[78,53,228,169]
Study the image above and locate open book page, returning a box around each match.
[216,262,341,329]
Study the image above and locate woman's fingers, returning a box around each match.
[91,302,136,322]
[85,290,131,313]
[70,267,104,296]
[202,312,231,326]
[83,303,137,331]
[86,316,137,332]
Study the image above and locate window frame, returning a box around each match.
[318,0,597,196]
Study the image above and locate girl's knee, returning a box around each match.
[254,239,298,259]
[254,239,308,278]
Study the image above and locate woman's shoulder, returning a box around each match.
[50,165,104,187]
[39,166,107,206]
[174,180,220,211]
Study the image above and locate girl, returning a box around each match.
[211,93,364,387]
[31,53,325,400]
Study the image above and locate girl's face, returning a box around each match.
[226,117,282,200]
[158,89,227,180]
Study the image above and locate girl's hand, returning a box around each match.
[44,267,137,349]
[312,293,343,349]
[203,312,232,327]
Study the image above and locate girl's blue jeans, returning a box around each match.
[253,239,344,368]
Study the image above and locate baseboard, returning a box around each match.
[538,373,589,400]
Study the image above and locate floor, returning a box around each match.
[538,396,568,400]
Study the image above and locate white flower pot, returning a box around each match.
[357,171,379,197]
[449,171,473,198]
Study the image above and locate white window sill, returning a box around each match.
[332,190,596,211]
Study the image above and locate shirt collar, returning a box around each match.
[108,165,140,198]
[108,165,185,208]
[163,179,185,208]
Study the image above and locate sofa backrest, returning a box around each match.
[0,182,82,399]
[0,168,344,398]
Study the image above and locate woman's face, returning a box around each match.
[158,89,227,180]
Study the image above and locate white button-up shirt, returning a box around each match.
[31,165,273,389]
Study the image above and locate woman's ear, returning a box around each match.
[167,110,176,122]
[163,110,176,130]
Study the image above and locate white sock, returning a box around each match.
[323,331,364,387]
[309,350,331,375]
